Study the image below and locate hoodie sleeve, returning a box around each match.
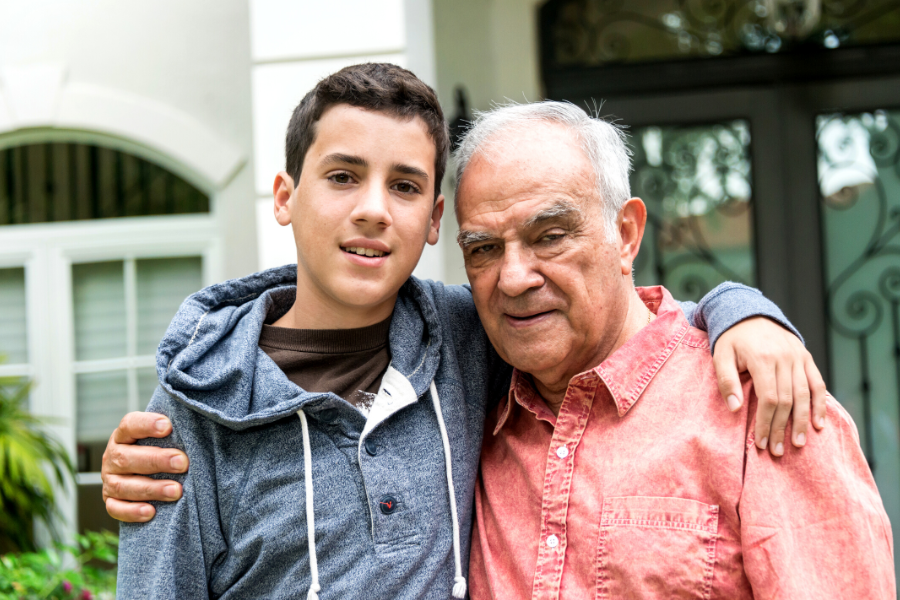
[677,282,802,352]
[116,386,225,599]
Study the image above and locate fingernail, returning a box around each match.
[170,456,186,471]
[140,505,153,518]
[817,416,826,428]
[796,432,806,446]
[164,485,180,499]
[155,419,168,433]
[759,437,768,450]
[775,442,784,455]
[726,394,741,411]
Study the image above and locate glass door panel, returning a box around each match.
[630,120,756,301]
[818,107,900,574]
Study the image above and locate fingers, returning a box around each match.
[103,443,188,476]
[805,354,828,430]
[113,412,172,444]
[713,343,744,412]
[790,360,811,448]
[103,473,182,504]
[767,362,794,457]
[106,497,156,523]
[749,358,778,453]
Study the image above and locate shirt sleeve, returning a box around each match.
[677,282,803,351]
[739,393,895,598]
[116,386,224,599]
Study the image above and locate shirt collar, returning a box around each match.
[494,286,690,434]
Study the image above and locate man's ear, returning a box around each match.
[427,194,445,246]
[618,198,647,275]
[273,172,295,226]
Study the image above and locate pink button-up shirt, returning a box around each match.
[470,286,894,599]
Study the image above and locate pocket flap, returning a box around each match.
[601,496,718,533]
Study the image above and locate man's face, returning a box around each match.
[279,104,443,322]
[456,123,633,388]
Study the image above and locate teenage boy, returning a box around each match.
[115,64,825,599]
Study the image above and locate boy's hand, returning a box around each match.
[101,412,189,523]
[713,317,828,457]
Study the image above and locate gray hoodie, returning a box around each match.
[116,265,796,599]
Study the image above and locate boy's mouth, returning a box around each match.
[342,246,389,258]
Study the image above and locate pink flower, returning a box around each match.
[62,581,73,593]
[80,591,93,600]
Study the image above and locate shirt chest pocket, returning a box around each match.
[596,496,719,600]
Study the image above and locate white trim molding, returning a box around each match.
[0,64,246,192]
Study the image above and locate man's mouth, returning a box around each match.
[505,310,555,326]
[342,246,389,258]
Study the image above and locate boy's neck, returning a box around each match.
[272,279,399,330]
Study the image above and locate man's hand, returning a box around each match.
[101,412,189,522]
[713,317,827,457]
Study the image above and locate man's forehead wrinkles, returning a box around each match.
[522,200,584,229]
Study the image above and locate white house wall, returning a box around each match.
[0,0,258,279]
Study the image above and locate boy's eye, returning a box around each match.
[330,173,353,184]
[393,181,421,194]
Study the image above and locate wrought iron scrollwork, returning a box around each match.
[543,0,900,67]
[630,121,755,302]
[819,110,900,469]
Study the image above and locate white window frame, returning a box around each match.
[0,215,223,539]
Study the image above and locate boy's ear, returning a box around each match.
[427,194,445,246]
[273,172,295,226]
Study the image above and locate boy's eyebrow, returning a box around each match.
[392,163,430,181]
[321,153,368,168]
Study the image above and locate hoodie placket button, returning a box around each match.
[379,495,398,515]
[364,439,378,456]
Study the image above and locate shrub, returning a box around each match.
[0,369,75,552]
[0,531,117,600]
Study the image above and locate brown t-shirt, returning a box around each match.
[258,316,391,415]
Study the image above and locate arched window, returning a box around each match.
[0,143,209,225]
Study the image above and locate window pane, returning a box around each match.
[0,267,27,364]
[76,370,128,452]
[817,108,900,575]
[137,366,159,411]
[630,120,755,302]
[136,257,202,355]
[72,261,126,361]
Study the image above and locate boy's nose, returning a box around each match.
[351,184,392,227]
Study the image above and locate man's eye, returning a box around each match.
[539,233,564,243]
[471,244,496,255]
[330,173,352,184]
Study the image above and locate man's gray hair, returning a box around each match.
[454,101,632,241]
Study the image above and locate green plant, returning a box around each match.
[0,530,118,600]
[0,371,75,552]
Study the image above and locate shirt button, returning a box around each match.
[556,446,569,459]
[379,495,398,515]
[364,439,378,456]
[546,534,559,548]
[317,408,338,423]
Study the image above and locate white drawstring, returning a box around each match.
[429,381,467,599]
[297,410,321,600]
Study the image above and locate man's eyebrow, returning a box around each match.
[456,229,496,248]
[320,153,368,168]
[392,163,430,181]
[523,200,584,229]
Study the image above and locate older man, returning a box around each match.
[455,102,894,599]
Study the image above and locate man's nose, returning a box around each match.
[350,183,392,227]
[497,245,543,298]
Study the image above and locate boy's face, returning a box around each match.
[275,104,444,326]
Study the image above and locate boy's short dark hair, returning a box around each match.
[285,63,449,199]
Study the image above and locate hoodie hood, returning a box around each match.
[156,264,443,430]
